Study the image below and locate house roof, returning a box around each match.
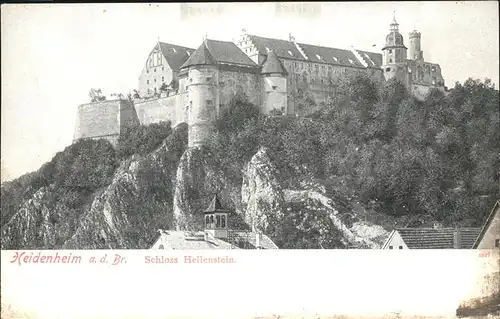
[355,50,383,68]
[150,230,278,250]
[261,50,287,75]
[392,228,482,249]
[227,230,279,249]
[181,39,257,69]
[248,34,304,60]
[204,194,229,213]
[180,41,216,68]
[247,34,382,68]
[298,43,365,68]
[151,231,237,249]
[473,200,500,248]
[157,42,196,71]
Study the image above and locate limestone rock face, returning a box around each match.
[1,122,392,250]
[1,123,188,249]
[172,146,245,231]
[283,189,388,248]
[1,185,90,249]
[241,147,285,232]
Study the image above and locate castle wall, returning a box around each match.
[261,76,287,115]
[410,83,445,101]
[218,69,260,109]
[134,93,188,127]
[187,66,218,147]
[407,60,444,87]
[281,58,376,113]
[73,99,139,147]
[138,47,175,97]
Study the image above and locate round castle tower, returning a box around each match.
[181,40,219,148]
[381,14,408,84]
[261,50,288,115]
[408,30,423,61]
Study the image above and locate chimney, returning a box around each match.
[255,232,261,249]
[453,227,461,249]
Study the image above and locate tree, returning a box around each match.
[89,88,107,103]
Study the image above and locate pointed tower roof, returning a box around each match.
[204,194,229,213]
[180,40,216,69]
[261,50,287,75]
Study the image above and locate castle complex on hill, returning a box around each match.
[73,16,445,147]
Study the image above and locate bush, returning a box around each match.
[117,121,172,159]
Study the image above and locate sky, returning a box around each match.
[1,2,499,182]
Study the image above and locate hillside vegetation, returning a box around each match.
[202,76,499,228]
[1,76,498,249]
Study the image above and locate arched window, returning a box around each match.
[221,215,226,228]
[216,215,221,228]
[210,215,214,227]
[205,215,210,227]
[159,245,164,249]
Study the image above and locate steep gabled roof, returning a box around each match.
[157,42,196,71]
[353,50,383,68]
[180,41,216,69]
[248,34,304,60]
[298,43,365,67]
[203,194,228,213]
[181,39,257,69]
[473,200,500,248]
[247,34,382,68]
[261,50,287,75]
[394,228,481,249]
[205,39,256,66]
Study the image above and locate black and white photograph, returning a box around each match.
[1,2,499,318]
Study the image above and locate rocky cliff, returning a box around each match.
[1,124,390,249]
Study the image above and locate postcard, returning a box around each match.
[1,2,499,318]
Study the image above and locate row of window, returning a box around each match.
[205,215,227,228]
[146,67,165,74]
[148,51,163,68]
[388,246,403,249]
[146,76,165,85]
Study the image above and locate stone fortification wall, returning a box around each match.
[134,93,188,127]
[73,99,139,146]
[410,83,444,101]
[261,76,287,115]
[187,66,218,147]
[218,69,260,109]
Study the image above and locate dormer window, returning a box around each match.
[316,54,322,60]
[172,48,177,53]
[348,59,354,65]
[187,51,191,56]
[288,50,293,56]
[332,56,338,62]
[265,47,270,52]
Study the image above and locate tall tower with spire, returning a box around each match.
[381,12,408,84]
